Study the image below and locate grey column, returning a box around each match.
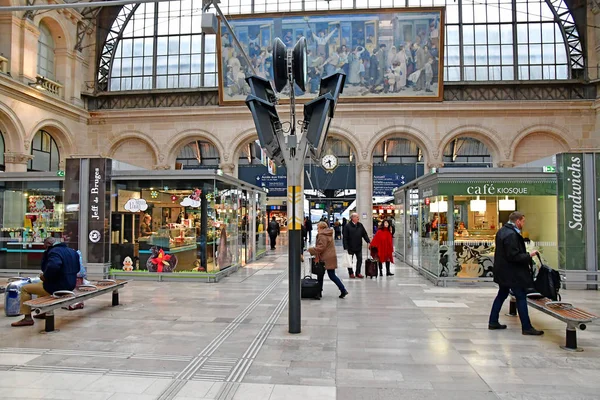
[584,154,597,286]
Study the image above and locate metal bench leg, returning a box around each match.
[561,323,583,352]
[112,290,119,306]
[45,311,55,333]
[507,296,518,317]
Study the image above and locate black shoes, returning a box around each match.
[386,272,394,276]
[488,323,507,330]
[339,290,348,299]
[522,328,544,336]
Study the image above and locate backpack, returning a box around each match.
[533,255,561,301]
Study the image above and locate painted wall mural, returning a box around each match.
[218,7,444,104]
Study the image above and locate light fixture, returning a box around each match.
[470,196,487,212]
[29,75,47,91]
[437,200,448,213]
[499,196,516,211]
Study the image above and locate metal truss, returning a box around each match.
[86,89,219,110]
[85,81,595,110]
[96,3,139,91]
[443,82,595,101]
[546,0,585,75]
[76,6,103,52]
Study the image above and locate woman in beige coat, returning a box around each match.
[307,221,348,299]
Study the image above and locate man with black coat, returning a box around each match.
[267,216,280,250]
[11,237,80,327]
[488,211,544,335]
[342,212,371,279]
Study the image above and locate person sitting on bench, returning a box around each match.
[11,237,80,327]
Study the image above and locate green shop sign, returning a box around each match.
[421,181,556,197]
[557,153,586,271]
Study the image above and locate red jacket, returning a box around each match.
[371,227,394,262]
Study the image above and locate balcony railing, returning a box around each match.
[31,75,63,97]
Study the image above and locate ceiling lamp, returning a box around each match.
[470,196,487,212]
[499,196,516,211]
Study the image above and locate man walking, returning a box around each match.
[342,212,371,279]
[488,212,544,335]
[305,217,313,243]
[267,216,280,250]
[11,237,79,327]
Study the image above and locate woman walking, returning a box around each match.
[370,220,395,277]
[307,221,348,299]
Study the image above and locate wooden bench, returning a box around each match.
[509,295,598,351]
[24,279,128,333]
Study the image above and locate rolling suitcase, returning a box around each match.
[301,255,320,299]
[5,277,42,317]
[365,257,378,279]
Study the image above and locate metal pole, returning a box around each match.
[0,0,163,12]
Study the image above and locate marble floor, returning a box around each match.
[1,244,600,400]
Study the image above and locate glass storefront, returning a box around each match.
[110,175,267,274]
[0,175,65,271]
[394,169,558,282]
[255,192,267,258]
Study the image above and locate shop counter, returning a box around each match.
[0,242,46,270]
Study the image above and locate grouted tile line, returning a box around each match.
[157,270,287,400]
[0,347,193,362]
[224,292,289,387]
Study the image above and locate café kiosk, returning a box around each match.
[393,168,558,285]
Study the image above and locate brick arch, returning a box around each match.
[368,126,433,166]
[28,119,75,166]
[166,129,224,168]
[511,130,570,165]
[0,101,27,153]
[438,125,502,166]
[509,124,573,162]
[107,132,160,169]
[36,15,70,51]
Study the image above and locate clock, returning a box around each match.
[321,154,338,172]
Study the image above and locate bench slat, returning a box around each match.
[24,280,128,312]
[527,297,599,323]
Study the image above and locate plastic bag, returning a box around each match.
[76,250,87,279]
[344,252,355,269]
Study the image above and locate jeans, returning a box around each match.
[489,285,532,330]
[269,234,277,249]
[316,270,346,294]
[347,250,363,275]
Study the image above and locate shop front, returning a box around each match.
[108,169,267,281]
[394,168,557,284]
[0,173,65,274]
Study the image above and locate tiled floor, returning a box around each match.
[1,243,600,400]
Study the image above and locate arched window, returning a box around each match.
[37,22,55,80]
[100,0,218,91]
[98,0,582,88]
[175,140,220,169]
[0,130,5,170]
[28,130,60,172]
[443,137,492,167]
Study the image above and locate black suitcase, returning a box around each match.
[365,258,378,278]
[301,275,320,299]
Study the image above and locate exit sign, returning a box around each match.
[56,170,65,177]
[542,165,556,173]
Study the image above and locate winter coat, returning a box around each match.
[308,228,337,270]
[267,220,280,237]
[370,227,394,263]
[342,221,370,253]
[41,242,80,295]
[493,224,534,288]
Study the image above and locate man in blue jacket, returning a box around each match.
[11,237,80,327]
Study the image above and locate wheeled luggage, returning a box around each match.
[5,277,42,317]
[301,275,320,299]
[365,258,378,278]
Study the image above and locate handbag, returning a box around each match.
[311,259,325,275]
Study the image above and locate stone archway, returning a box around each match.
[109,138,159,170]
[438,126,502,167]
[28,119,75,170]
[512,132,570,165]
